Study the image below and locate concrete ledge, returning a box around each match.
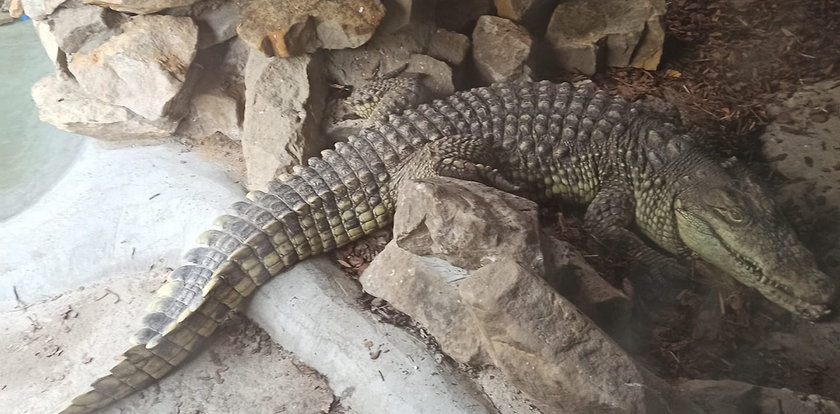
[249,257,497,414]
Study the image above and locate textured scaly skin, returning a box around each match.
[62,80,837,413]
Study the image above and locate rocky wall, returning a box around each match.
[15,0,664,190]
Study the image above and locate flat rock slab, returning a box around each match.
[0,141,244,310]
[0,270,335,413]
[250,258,498,414]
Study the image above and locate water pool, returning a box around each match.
[0,21,83,220]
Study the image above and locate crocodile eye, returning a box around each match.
[715,207,745,224]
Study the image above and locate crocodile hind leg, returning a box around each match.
[583,186,688,286]
[393,134,521,192]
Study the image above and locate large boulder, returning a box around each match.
[31,75,179,140]
[360,178,689,412]
[68,14,198,121]
[241,50,328,191]
[472,15,532,84]
[83,0,201,14]
[544,0,665,75]
[237,0,386,57]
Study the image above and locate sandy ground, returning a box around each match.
[0,140,245,310]
[0,269,336,414]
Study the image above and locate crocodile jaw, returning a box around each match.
[674,195,837,320]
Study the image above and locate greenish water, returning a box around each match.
[0,21,83,220]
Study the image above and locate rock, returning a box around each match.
[360,243,487,364]
[242,50,327,191]
[494,0,559,34]
[237,0,385,58]
[680,379,840,414]
[20,0,65,20]
[471,15,532,84]
[32,19,65,70]
[82,0,201,14]
[165,0,239,50]
[68,14,198,121]
[8,0,23,17]
[472,16,532,83]
[542,235,632,336]
[460,259,677,413]
[393,178,544,273]
[544,0,665,75]
[176,71,243,141]
[427,28,470,66]
[0,14,12,25]
[325,21,433,86]
[435,0,492,32]
[406,53,454,96]
[31,75,179,140]
[49,3,124,54]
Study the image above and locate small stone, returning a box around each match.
[472,15,533,84]
[427,29,470,66]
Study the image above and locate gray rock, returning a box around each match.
[31,75,179,140]
[50,3,124,54]
[407,53,454,96]
[393,178,544,273]
[435,0,492,32]
[427,28,470,66]
[237,0,386,57]
[325,21,433,87]
[176,70,243,141]
[242,50,327,191]
[460,258,678,413]
[542,235,632,336]
[360,243,487,364]
[32,19,66,72]
[82,0,201,14]
[0,15,12,25]
[544,0,665,75]
[472,15,532,84]
[20,0,65,20]
[250,257,499,414]
[68,14,198,121]
[165,0,239,50]
[680,379,840,414]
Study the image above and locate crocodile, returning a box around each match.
[61,79,837,413]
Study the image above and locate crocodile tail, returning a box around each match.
[60,138,396,413]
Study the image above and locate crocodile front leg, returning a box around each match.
[583,186,688,284]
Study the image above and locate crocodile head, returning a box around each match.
[673,168,837,320]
